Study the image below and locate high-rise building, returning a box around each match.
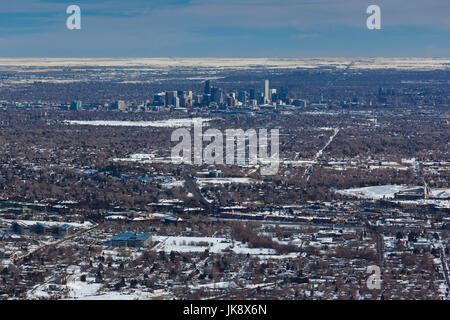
[153,93,165,106]
[279,87,288,101]
[165,91,177,106]
[204,80,211,95]
[270,89,277,103]
[226,95,236,107]
[179,95,187,108]
[258,92,265,105]
[264,80,270,103]
[202,94,211,106]
[70,100,82,111]
[238,91,248,105]
[211,87,223,104]
[109,100,126,111]
[117,100,127,111]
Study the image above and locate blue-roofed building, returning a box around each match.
[30,223,50,235]
[11,221,31,235]
[53,224,74,238]
[108,232,152,248]
[12,221,75,238]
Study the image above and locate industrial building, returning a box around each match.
[107,232,152,248]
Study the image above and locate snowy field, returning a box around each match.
[430,189,450,199]
[195,177,258,186]
[336,185,450,200]
[0,58,448,70]
[74,291,163,300]
[335,185,416,200]
[2,219,93,229]
[27,266,103,299]
[394,199,450,210]
[113,153,174,164]
[64,118,212,128]
[335,185,450,209]
[27,265,163,300]
[152,236,277,256]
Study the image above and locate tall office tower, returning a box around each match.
[202,94,211,106]
[165,91,177,106]
[179,95,186,108]
[177,91,186,106]
[153,93,165,106]
[249,89,256,100]
[238,91,247,104]
[70,100,82,111]
[226,95,236,107]
[211,87,223,103]
[264,80,270,103]
[204,80,211,95]
[117,100,127,111]
[279,87,288,101]
[258,92,265,105]
[270,89,277,103]
[109,100,126,111]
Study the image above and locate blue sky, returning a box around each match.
[0,0,449,57]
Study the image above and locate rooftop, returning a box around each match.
[111,232,151,242]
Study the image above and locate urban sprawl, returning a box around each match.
[0,58,449,300]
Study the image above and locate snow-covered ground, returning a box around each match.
[64,118,212,128]
[394,199,450,209]
[27,266,103,300]
[75,291,161,300]
[1,58,448,70]
[190,281,238,290]
[152,236,277,255]
[66,280,103,299]
[161,180,185,189]
[430,189,450,199]
[2,219,93,229]
[335,185,450,208]
[335,185,415,200]
[195,177,258,186]
[113,153,174,164]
